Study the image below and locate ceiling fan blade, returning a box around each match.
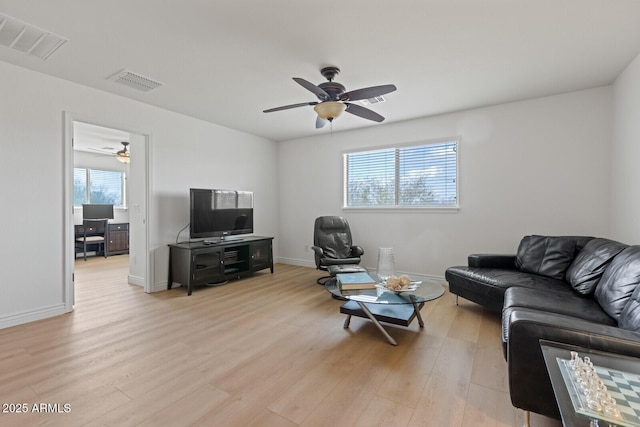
[293,77,329,101]
[345,103,385,122]
[87,147,115,154]
[340,84,397,102]
[315,116,327,128]
[263,101,318,113]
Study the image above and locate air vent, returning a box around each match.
[0,13,67,60]
[109,70,164,92]
[360,95,387,105]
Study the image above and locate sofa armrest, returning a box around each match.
[468,254,516,269]
[506,308,640,418]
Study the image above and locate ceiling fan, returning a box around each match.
[263,66,397,128]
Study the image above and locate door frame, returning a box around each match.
[63,112,153,312]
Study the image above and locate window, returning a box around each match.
[74,168,125,207]
[344,139,458,208]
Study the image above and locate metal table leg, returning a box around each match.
[410,296,424,328]
[356,301,398,346]
[343,314,351,328]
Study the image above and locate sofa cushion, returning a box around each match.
[566,238,628,296]
[446,266,575,313]
[594,246,640,321]
[501,286,616,352]
[619,285,640,332]
[515,235,577,280]
[503,287,616,326]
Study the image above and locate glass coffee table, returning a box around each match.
[325,274,445,346]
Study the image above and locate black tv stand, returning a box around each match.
[168,236,273,295]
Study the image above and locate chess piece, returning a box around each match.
[570,351,580,370]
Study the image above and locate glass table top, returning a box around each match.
[324,272,445,305]
[541,341,640,427]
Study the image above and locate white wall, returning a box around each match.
[278,87,613,279]
[611,51,640,243]
[0,60,278,328]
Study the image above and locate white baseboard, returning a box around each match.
[0,304,68,330]
[275,257,316,268]
[403,272,447,286]
[151,280,171,293]
[127,274,145,287]
[275,258,446,284]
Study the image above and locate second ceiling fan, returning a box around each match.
[263,66,397,128]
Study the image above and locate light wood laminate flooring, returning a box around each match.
[0,256,562,426]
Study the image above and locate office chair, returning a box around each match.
[312,216,364,284]
[76,219,108,261]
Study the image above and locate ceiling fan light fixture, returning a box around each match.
[116,154,130,164]
[314,101,346,121]
[116,142,130,164]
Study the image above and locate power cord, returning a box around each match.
[175,223,190,244]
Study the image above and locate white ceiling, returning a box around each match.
[72,122,129,155]
[2,0,640,142]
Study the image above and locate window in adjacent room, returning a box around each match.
[344,139,458,209]
[74,168,126,207]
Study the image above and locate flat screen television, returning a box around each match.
[190,189,254,239]
[82,204,114,220]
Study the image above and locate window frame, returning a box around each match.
[73,167,127,208]
[342,138,460,212]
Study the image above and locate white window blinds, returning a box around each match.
[74,168,125,207]
[344,140,458,208]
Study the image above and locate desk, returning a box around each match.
[541,340,640,427]
[74,222,129,257]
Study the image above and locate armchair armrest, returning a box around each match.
[468,254,516,269]
[311,246,324,257]
[505,308,640,418]
[350,245,364,257]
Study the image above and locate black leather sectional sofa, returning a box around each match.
[445,235,640,419]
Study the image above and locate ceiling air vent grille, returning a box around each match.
[109,70,164,92]
[0,13,67,60]
[360,95,387,105]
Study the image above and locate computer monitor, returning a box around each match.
[82,204,114,220]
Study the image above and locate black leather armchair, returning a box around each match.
[312,216,364,284]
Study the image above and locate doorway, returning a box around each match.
[63,114,151,311]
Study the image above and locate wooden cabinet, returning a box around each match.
[107,223,129,255]
[75,222,129,258]
[250,239,272,272]
[168,236,274,295]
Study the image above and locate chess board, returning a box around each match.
[557,357,640,427]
